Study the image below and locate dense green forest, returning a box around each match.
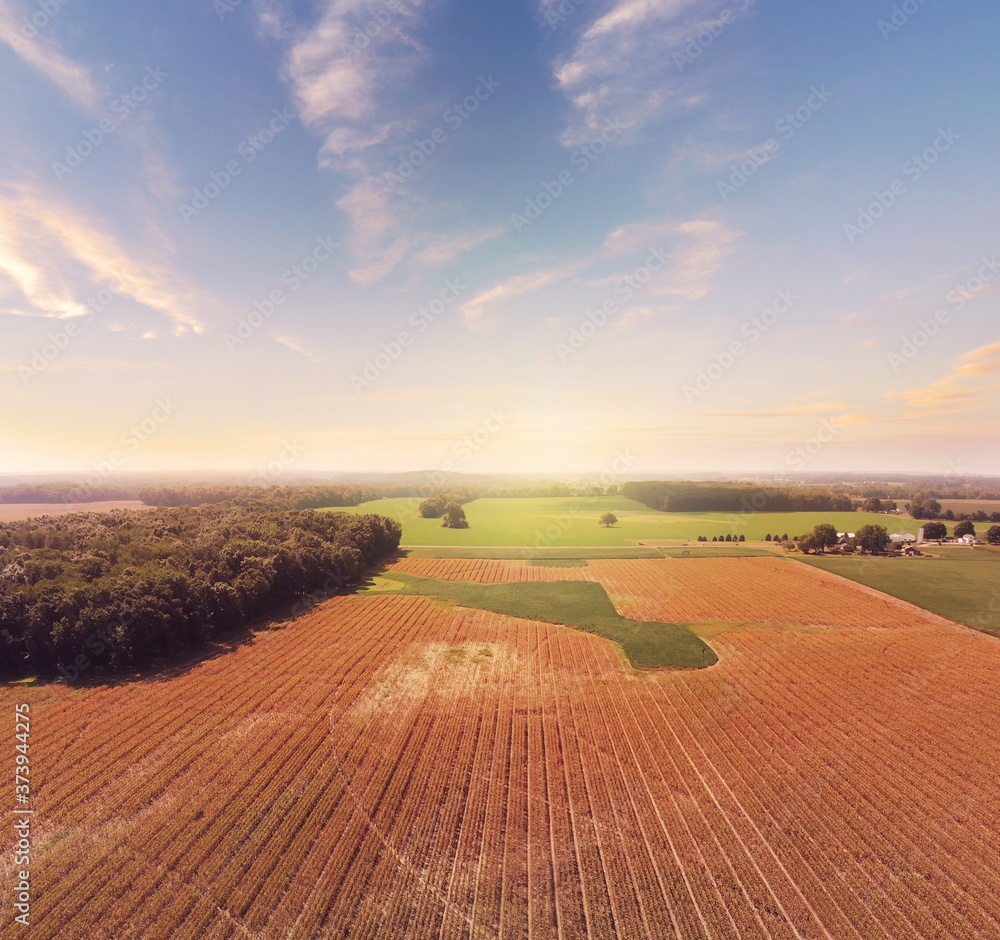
[0,506,400,679]
[623,482,855,513]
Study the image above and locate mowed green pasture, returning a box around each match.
[796,546,1000,637]
[330,496,919,547]
[359,572,717,670]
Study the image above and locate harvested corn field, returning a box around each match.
[3,571,999,939]
[586,557,925,629]
[387,556,594,583]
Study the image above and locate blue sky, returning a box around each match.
[1,0,998,478]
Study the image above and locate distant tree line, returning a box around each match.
[0,505,400,679]
[0,483,139,504]
[905,498,1000,523]
[0,482,380,509]
[849,483,1000,501]
[137,484,380,509]
[623,482,854,514]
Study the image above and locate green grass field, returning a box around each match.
[331,496,917,547]
[359,572,717,670]
[796,546,1000,637]
[657,546,777,558]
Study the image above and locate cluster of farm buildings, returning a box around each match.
[832,529,980,556]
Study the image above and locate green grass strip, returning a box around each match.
[657,546,777,558]
[379,572,717,670]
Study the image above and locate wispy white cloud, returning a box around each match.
[0,183,205,334]
[461,216,740,321]
[273,334,323,363]
[462,260,590,323]
[269,1,502,283]
[549,0,748,144]
[410,227,505,268]
[887,339,1000,417]
[273,0,472,283]
[0,1,102,112]
[956,339,1000,377]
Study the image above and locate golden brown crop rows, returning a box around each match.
[386,557,594,583]
[587,557,924,628]
[2,567,998,938]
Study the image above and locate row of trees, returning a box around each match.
[0,482,380,509]
[695,535,746,542]
[906,498,1000,522]
[0,483,139,504]
[850,482,1000,501]
[922,521,1000,542]
[623,482,855,514]
[138,484,379,509]
[0,505,401,679]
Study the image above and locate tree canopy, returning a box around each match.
[854,524,890,554]
[623,481,853,513]
[441,502,469,529]
[0,505,400,679]
[921,521,947,541]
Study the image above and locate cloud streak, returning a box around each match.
[271,0,496,283]
[462,217,740,322]
[0,1,102,112]
[548,0,747,144]
[887,339,1000,416]
[0,184,205,334]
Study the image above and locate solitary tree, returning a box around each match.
[862,497,883,513]
[986,525,1000,545]
[599,512,618,527]
[954,521,976,539]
